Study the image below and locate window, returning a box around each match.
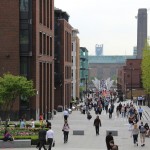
[39,0,42,23]
[43,34,46,54]
[20,0,29,12]
[47,36,49,55]
[20,30,29,44]
[39,32,42,54]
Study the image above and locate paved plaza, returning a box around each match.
[2,100,150,150]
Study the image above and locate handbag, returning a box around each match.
[52,140,55,147]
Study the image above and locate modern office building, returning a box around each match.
[137,8,147,59]
[0,0,54,120]
[72,29,80,100]
[80,47,89,86]
[54,8,72,109]
[95,44,103,56]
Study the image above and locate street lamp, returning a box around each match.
[85,75,88,97]
[130,66,134,101]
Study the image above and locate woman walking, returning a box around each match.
[62,120,70,143]
[131,123,139,146]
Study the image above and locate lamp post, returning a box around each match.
[85,75,88,97]
[130,67,134,101]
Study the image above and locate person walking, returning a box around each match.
[139,122,146,147]
[138,106,143,120]
[38,125,47,150]
[131,123,139,146]
[108,106,113,119]
[62,120,70,143]
[144,123,150,137]
[46,126,54,150]
[63,109,69,121]
[46,120,51,128]
[93,115,101,135]
[106,132,114,150]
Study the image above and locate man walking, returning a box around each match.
[93,115,101,135]
[139,122,146,147]
[46,126,54,150]
[63,109,69,121]
[138,106,143,120]
[106,132,114,150]
[38,125,47,150]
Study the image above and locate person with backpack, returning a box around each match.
[139,122,146,147]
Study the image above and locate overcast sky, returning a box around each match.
[55,0,150,56]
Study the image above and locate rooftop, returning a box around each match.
[88,55,136,64]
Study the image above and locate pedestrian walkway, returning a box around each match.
[3,100,150,150]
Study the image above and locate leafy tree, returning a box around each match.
[141,40,150,106]
[0,73,36,120]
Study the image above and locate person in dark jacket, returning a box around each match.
[46,120,51,128]
[93,115,101,135]
[106,132,114,150]
[38,125,47,150]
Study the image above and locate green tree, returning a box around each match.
[141,40,150,106]
[0,73,36,120]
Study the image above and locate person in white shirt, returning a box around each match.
[138,106,143,120]
[31,119,35,128]
[63,109,69,121]
[46,126,54,150]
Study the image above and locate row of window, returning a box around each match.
[39,32,53,56]
[39,62,53,114]
[39,0,53,29]
[65,31,72,62]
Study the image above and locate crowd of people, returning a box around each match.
[2,93,150,150]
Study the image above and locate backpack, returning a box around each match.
[140,125,146,133]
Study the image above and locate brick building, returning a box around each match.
[54,8,72,109]
[0,0,54,120]
[117,59,144,99]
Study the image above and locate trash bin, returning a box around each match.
[53,109,57,115]
[47,112,52,120]
[57,105,63,112]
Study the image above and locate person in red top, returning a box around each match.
[39,114,44,126]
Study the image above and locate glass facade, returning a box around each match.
[80,47,88,85]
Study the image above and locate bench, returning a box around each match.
[0,139,31,148]
[106,130,118,136]
[73,130,84,135]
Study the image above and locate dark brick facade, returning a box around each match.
[0,0,54,120]
[54,9,72,109]
[0,0,20,118]
[117,59,143,98]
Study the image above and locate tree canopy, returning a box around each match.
[0,73,36,115]
[141,40,150,94]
